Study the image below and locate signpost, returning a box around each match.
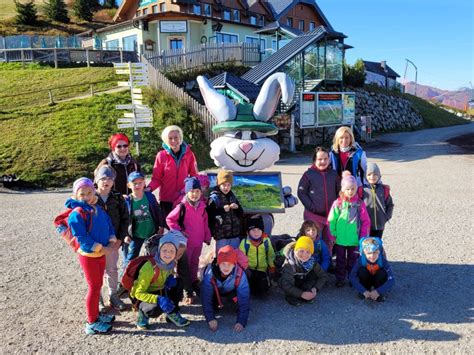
[113,62,152,155]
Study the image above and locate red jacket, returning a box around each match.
[148,144,198,202]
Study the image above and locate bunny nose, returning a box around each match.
[239,142,253,154]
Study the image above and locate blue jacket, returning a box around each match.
[66,198,116,257]
[313,239,331,272]
[200,263,250,327]
[349,253,395,295]
[125,191,165,237]
[330,143,367,186]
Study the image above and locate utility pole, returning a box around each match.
[403,59,418,96]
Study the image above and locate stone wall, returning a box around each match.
[276,88,423,149]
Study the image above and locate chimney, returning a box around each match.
[381,60,387,72]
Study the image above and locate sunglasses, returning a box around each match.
[116,144,129,149]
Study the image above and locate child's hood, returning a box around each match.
[283,241,297,260]
[65,198,94,211]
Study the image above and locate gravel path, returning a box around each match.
[1,124,473,353]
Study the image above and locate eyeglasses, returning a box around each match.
[116,144,129,149]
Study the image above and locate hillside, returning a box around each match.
[405,82,473,111]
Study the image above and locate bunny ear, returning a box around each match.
[253,73,295,122]
[197,75,237,122]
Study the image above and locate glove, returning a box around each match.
[157,296,174,314]
[165,276,177,290]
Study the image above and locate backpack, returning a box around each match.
[53,207,92,252]
[121,255,160,295]
[210,263,246,309]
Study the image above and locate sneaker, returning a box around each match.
[85,320,112,335]
[166,312,190,327]
[335,280,345,288]
[98,313,115,323]
[109,293,127,311]
[136,309,149,330]
[285,296,302,306]
[376,295,386,303]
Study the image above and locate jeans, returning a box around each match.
[139,279,184,318]
[123,237,146,271]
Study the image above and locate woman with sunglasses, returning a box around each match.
[97,133,142,195]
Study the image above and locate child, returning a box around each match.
[239,215,276,296]
[328,175,371,287]
[94,165,129,311]
[298,220,331,272]
[130,233,190,330]
[349,237,394,302]
[360,163,394,238]
[329,126,367,186]
[207,170,243,252]
[124,172,165,268]
[200,245,250,332]
[167,176,211,287]
[67,177,117,334]
[298,146,340,254]
[279,236,328,306]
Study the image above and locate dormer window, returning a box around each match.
[287,17,293,27]
[233,9,240,22]
[250,15,257,25]
[193,4,201,15]
[223,9,231,20]
[203,4,212,16]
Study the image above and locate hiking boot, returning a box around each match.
[136,309,149,330]
[109,293,127,311]
[166,312,190,327]
[98,313,115,323]
[376,295,386,303]
[116,284,128,299]
[285,296,302,306]
[335,279,345,288]
[85,320,112,335]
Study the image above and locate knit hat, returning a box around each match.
[128,171,145,183]
[217,245,238,265]
[367,162,381,177]
[94,165,116,183]
[158,232,181,252]
[294,236,314,254]
[73,177,95,195]
[361,237,381,253]
[167,230,187,247]
[247,215,264,233]
[108,133,129,150]
[184,176,201,193]
[217,170,233,185]
[341,175,357,191]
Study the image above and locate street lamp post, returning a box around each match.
[403,58,418,96]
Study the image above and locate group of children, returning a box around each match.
[60,127,395,335]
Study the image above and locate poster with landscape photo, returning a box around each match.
[208,172,285,213]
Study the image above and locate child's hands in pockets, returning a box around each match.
[208,320,218,331]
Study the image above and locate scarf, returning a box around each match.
[111,152,132,166]
[154,253,176,272]
[185,196,199,207]
[340,145,351,153]
[288,248,315,272]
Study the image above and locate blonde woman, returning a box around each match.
[147,125,198,219]
[329,126,367,186]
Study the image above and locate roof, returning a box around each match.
[363,61,400,78]
[241,26,329,84]
[264,0,334,31]
[209,72,261,102]
[254,20,303,37]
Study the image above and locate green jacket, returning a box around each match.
[130,261,172,304]
[239,236,275,272]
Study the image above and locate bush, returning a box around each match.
[73,0,93,21]
[14,0,37,25]
[343,59,366,88]
[44,0,70,23]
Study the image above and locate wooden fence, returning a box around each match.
[0,48,138,67]
[142,55,218,142]
[145,42,260,72]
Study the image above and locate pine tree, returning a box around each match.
[73,0,93,21]
[14,0,37,25]
[44,0,70,23]
[102,0,116,9]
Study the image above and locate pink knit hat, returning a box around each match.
[341,175,357,191]
[73,177,95,194]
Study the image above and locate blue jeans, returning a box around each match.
[122,237,146,272]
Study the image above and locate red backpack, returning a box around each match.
[53,207,92,252]
[358,185,391,200]
[121,256,160,294]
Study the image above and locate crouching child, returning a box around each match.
[349,237,394,302]
[129,233,190,330]
[280,236,328,306]
[201,245,250,333]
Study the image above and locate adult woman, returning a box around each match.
[97,133,141,195]
[329,126,367,186]
[147,125,198,219]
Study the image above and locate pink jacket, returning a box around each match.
[148,144,198,202]
[166,197,211,247]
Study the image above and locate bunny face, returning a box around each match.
[210,131,280,172]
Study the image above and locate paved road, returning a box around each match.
[1,124,473,353]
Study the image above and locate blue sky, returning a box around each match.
[318,0,473,91]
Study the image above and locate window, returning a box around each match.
[143,8,148,15]
[249,15,257,25]
[287,17,293,27]
[152,5,157,13]
[216,32,238,43]
[122,35,137,52]
[271,39,277,52]
[309,22,315,31]
[223,9,231,20]
[299,19,304,31]
[259,15,265,26]
[203,4,212,16]
[105,39,119,50]
[246,36,265,53]
[233,9,240,22]
[169,38,183,50]
[159,3,165,12]
[136,10,141,17]
[192,4,200,15]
